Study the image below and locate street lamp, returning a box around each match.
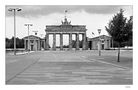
[24,24,33,53]
[97,29,101,56]
[8,8,22,55]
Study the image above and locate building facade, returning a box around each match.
[88,35,111,50]
[45,17,87,50]
[23,35,45,51]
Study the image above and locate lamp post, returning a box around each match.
[98,29,101,56]
[24,24,33,53]
[8,8,22,55]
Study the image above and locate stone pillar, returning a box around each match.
[45,33,49,50]
[53,33,56,50]
[82,33,86,50]
[38,39,40,50]
[69,33,72,50]
[60,33,63,50]
[76,33,79,50]
[34,40,36,51]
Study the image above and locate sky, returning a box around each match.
[5,5,132,46]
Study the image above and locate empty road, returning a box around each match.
[6,50,132,85]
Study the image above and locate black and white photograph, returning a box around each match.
[5,4,133,85]
[2,0,136,89]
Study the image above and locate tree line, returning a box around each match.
[6,37,24,48]
[5,37,84,49]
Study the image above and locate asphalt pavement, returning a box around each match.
[6,50,132,85]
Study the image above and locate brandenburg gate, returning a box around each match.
[45,17,87,50]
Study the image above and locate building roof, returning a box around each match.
[88,35,111,41]
[23,35,42,40]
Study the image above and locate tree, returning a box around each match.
[105,9,132,62]
[125,16,133,47]
[5,37,24,49]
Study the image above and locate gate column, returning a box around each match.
[60,33,63,50]
[82,32,86,50]
[69,33,72,50]
[45,33,49,50]
[76,33,79,50]
[53,33,56,50]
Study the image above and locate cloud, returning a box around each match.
[5,5,132,18]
